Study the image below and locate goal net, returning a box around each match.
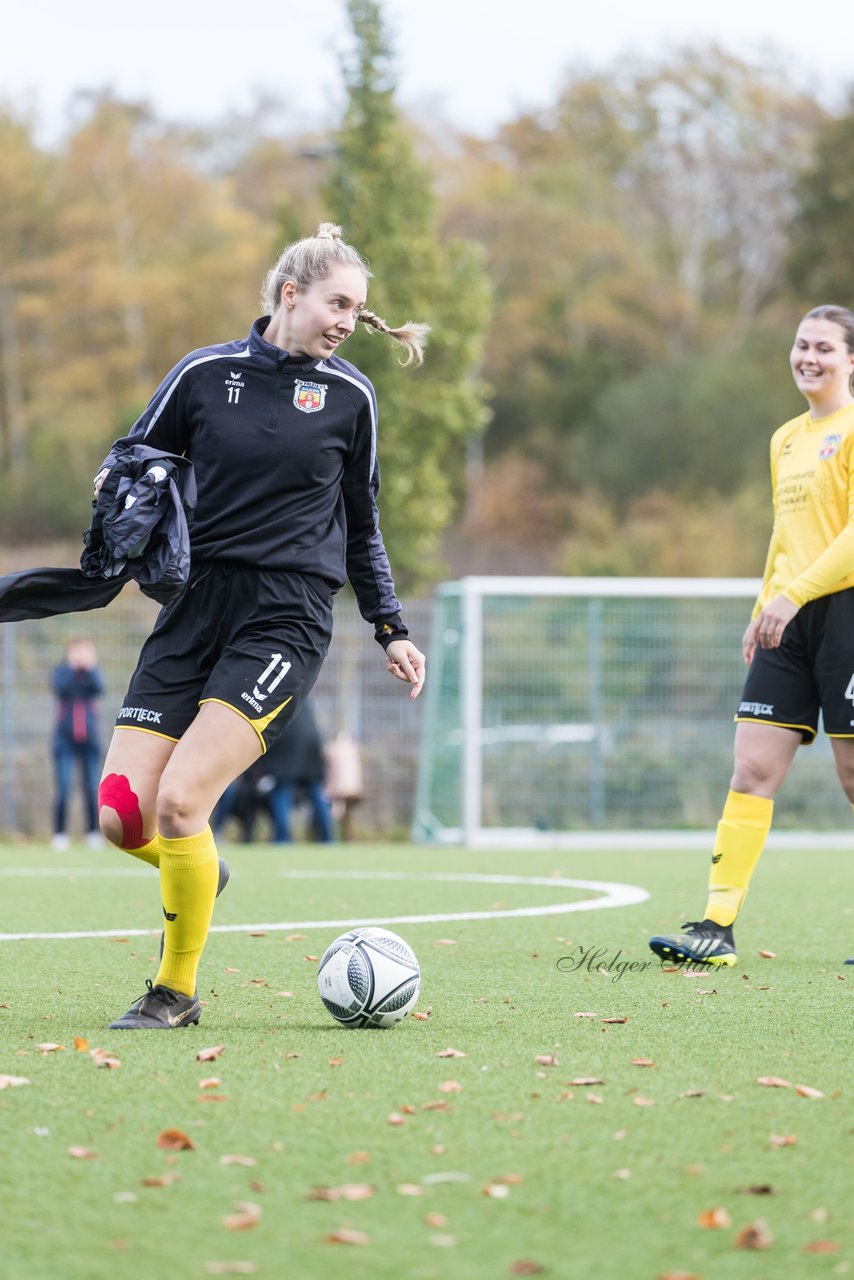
[413,577,854,848]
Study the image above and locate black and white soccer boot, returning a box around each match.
[648,919,737,967]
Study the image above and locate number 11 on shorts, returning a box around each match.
[253,653,291,702]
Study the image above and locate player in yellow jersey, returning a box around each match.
[650,305,854,968]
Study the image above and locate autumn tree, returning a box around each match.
[321,0,491,589]
[787,94,854,302]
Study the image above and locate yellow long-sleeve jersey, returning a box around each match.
[754,402,854,618]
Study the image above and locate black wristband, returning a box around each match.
[374,615,409,650]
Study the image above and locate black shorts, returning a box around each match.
[115,563,334,751]
[735,588,854,743]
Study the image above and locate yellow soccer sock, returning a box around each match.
[121,834,161,869]
[154,827,219,997]
[705,790,773,927]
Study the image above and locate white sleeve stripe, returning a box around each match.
[315,360,377,477]
[142,345,252,439]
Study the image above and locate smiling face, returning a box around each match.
[790,317,854,416]
[277,263,368,360]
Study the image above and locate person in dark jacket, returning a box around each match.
[265,699,333,843]
[51,638,105,851]
[95,222,427,1030]
[214,700,333,843]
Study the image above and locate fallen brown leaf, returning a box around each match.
[218,1154,257,1167]
[586,1093,604,1104]
[483,1183,511,1198]
[568,1076,603,1086]
[345,1151,371,1164]
[769,1133,797,1147]
[411,1011,431,1020]
[204,1264,258,1276]
[438,1080,463,1093]
[307,1183,375,1201]
[534,1055,558,1067]
[425,1212,447,1228]
[156,1128,196,1151]
[303,955,319,962]
[633,1095,655,1107]
[436,1047,466,1058]
[756,1076,791,1088]
[329,1057,343,1067]
[73,1036,89,1051]
[738,1185,775,1196]
[509,1263,545,1276]
[36,1043,64,1053]
[433,939,457,946]
[197,1045,225,1063]
[396,1184,423,1196]
[602,1016,628,1024]
[734,1218,773,1250]
[199,1077,221,1090]
[758,949,777,959]
[325,1228,370,1245]
[613,1168,631,1180]
[222,1202,262,1231]
[630,1058,655,1067]
[68,1146,98,1159]
[794,1084,824,1099]
[90,1047,121,1069]
[572,1012,598,1018]
[680,1090,706,1099]
[697,1207,731,1228]
[802,1240,839,1254]
[387,1112,406,1125]
[140,1173,180,1187]
[0,1075,30,1089]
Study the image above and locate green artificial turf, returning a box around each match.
[0,840,851,1280]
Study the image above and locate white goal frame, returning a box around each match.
[416,576,854,850]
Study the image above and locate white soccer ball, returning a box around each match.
[317,927,421,1029]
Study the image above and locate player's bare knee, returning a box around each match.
[156,780,202,838]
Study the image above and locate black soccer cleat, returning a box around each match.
[109,980,201,1029]
[648,919,738,967]
[159,856,230,960]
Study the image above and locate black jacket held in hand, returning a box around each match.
[81,441,196,596]
[0,444,196,623]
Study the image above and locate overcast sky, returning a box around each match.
[3,0,852,142]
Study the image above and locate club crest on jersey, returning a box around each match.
[294,380,327,414]
[819,434,841,460]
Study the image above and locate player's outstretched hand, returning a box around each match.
[384,639,426,700]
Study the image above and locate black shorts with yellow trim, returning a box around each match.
[735,588,854,743]
[115,562,334,751]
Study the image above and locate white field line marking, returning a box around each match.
[0,870,649,942]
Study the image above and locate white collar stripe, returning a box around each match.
[316,360,377,477]
[143,345,252,438]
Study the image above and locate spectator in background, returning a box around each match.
[214,700,333,843]
[325,728,365,842]
[51,637,105,850]
[265,699,333,843]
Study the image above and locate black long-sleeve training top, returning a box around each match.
[101,317,403,625]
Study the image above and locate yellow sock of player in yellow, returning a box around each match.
[704,790,773,927]
[154,827,219,997]
[121,834,161,868]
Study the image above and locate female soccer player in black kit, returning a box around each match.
[96,224,427,1028]
[649,305,854,969]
